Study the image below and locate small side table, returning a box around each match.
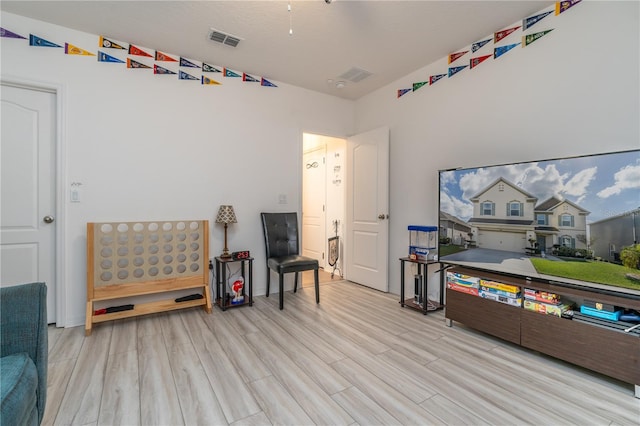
[399,257,444,315]
[215,256,253,311]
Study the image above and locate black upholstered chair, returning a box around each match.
[261,212,319,310]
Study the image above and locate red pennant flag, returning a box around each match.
[155,51,177,62]
[494,26,521,43]
[397,88,412,98]
[429,74,446,85]
[448,51,468,64]
[470,54,492,69]
[243,73,259,82]
[128,44,152,57]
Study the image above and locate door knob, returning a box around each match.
[378,214,387,220]
[43,215,55,224]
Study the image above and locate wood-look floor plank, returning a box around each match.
[41,359,74,426]
[248,375,315,426]
[331,385,402,426]
[98,350,140,426]
[48,325,85,363]
[419,394,492,426]
[108,317,137,354]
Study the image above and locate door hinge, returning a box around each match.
[322,253,324,259]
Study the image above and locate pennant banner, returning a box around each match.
[556,0,581,15]
[448,51,468,64]
[523,11,553,30]
[1,27,27,39]
[243,73,259,82]
[430,74,446,85]
[128,44,152,57]
[494,26,521,43]
[99,36,126,50]
[65,43,95,56]
[29,34,62,48]
[261,78,277,87]
[494,42,520,59]
[471,38,491,53]
[413,81,428,92]
[397,88,412,98]
[180,57,199,68]
[470,54,492,69]
[127,58,151,69]
[202,63,221,73]
[98,51,125,63]
[523,29,554,47]
[448,65,468,78]
[155,51,177,62]
[202,76,221,85]
[224,68,241,77]
[179,71,198,80]
[154,64,176,75]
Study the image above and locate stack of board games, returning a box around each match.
[446,271,479,296]
[523,288,573,317]
[579,300,623,321]
[478,279,522,307]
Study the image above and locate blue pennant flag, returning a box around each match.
[179,71,198,80]
[448,65,468,78]
[179,57,199,68]
[397,88,412,98]
[261,78,277,87]
[523,11,553,30]
[224,68,241,78]
[471,38,491,53]
[98,51,125,63]
[29,34,62,48]
[494,43,521,59]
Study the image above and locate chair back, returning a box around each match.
[261,212,300,259]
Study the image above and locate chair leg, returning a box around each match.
[279,273,284,310]
[266,268,270,297]
[293,272,299,293]
[314,268,320,304]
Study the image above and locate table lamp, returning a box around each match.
[215,205,237,258]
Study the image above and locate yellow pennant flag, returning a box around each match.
[65,43,95,56]
[202,76,221,85]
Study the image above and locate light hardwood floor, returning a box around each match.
[45,280,639,425]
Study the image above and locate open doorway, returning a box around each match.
[301,133,346,283]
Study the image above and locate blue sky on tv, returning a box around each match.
[440,150,640,223]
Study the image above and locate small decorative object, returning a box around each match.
[231,277,244,304]
[216,205,237,258]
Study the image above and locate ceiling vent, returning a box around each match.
[338,67,372,83]
[208,28,242,47]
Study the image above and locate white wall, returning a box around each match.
[355,1,639,295]
[1,12,355,326]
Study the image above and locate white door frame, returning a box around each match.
[2,75,67,327]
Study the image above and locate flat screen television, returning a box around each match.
[438,149,640,295]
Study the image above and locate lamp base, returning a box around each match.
[220,253,232,259]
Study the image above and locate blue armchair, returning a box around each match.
[1,282,48,425]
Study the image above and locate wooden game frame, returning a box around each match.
[85,220,212,335]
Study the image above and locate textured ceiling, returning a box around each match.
[1,1,554,100]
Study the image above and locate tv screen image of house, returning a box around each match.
[438,149,640,293]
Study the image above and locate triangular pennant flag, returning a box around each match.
[243,73,259,82]
[98,51,125,63]
[430,74,446,85]
[224,68,241,78]
[29,34,62,48]
[470,54,492,69]
[471,38,492,53]
[523,11,553,30]
[154,64,176,75]
[494,42,521,59]
[448,51,468,64]
[179,70,198,80]
[412,81,428,92]
[99,36,126,50]
[127,58,151,69]
[556,0,581,15]
[448,65,468,78]
[128,44,152,57]
[65,43,95,56]
[155,51,177,62]
[202,63,221,73]
[1,27,27,39]
[202,76,221,85]
[494,26,521,43]
[261,78,277,87]
[523,29,554,47]
[397,88,412,98]
[180,57,199,68]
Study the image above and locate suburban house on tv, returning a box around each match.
[589,208,640,262]
[466,177,589,253]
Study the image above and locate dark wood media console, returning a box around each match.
[443,266,640,398]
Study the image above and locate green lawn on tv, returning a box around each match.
[530,258,640,291]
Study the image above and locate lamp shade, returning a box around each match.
[216,205,237,224]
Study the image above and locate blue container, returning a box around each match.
[408,225,437,260]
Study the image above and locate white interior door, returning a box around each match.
[1,84,57,323]
[302,148,326,267]
[345,126,389,292]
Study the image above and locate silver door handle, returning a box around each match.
[43,215,55,224]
